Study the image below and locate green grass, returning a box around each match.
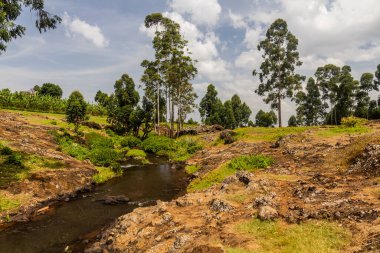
[224,194,249,204]
[185,165,200,174]
[316,125,370,137]
[228,219,350,253]
[0,196,21,212]
[126,149,150,164]
[188,155,273,192]
[93,167,121,184]
[234,127,311,142]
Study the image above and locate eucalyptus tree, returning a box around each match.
[355,73,375,119]
[0,0,61,53]
[295,77,324,126]
[253,18,304,127]
[255,110,277,127]
[142,13,197,136]
[199,84,223,125]
[288,115,297,127]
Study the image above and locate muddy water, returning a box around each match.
[0,157,188,253]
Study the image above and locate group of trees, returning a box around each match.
[253,18,380,127]
[199,84,252,129]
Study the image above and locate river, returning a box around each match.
[0,157,188,253]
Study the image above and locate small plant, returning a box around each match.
[185,165,200,174]
[93,167,121,184]
[50,120,57,125]
[85,132,113,149]
[227,155,273,171]
[126,149,147,158]
[5,154,23,166]
[88,148,119,167]
[0,146,13,155]
[341,116,368,128]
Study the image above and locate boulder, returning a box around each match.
[258,206,278,221]
[98,195,130,205]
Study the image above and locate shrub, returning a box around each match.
[176,138,203,154]
[341,116,368,128]
[142,135,175,153]
[126,149,147,158]
[120,136,142,148]
[5,154,23,166]
[85,132,113,149]
[0,146,13,156]
[227,155,273,171]
[88,147,119,167]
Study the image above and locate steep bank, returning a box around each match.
[87,124,380,253]
[0,111,97,224]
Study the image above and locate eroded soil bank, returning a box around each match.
[87,125,380,253]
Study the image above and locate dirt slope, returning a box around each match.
[0,111,96,224]
[87,126,380,253]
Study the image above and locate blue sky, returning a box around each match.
[1,0,380,122]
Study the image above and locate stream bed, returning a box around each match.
[0,157,188,253]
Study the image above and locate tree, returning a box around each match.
[255,110,277,127]
[199,84,224,125]
[0,0,61,52]
[39,83,63,98]
[107,74,140,134]
[223,100,236,129]
[143,13,198,137]
[288,115,297,127]
[66,91,87,133]
[295,77,324,125]
[95,90,110,108]
[253,18,304,127]
[355,73,375,119]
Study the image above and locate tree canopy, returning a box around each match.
[0,0,61,52]
[253,18,304,127]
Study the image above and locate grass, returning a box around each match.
[234,127,312,142]
[185,165,200,174]
[188,155,273,192]
[93,167,121,184]
[0,192,28,212]
[228,219,350,253]
[126,149,150,164]
[316,125,370,137]
[224,194,249,204]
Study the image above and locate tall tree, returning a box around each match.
[288,115,297,127]
[66,91,87,133]
[295,77,324,126]
[0,0,61,52]
[199,84,224,125]
[355,73,375,119]
[255,110,277,127]
[253,18,304,127]
[143,13,197,137]
[223,100,236,129]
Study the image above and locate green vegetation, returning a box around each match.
[188,155,273,192]
[142,135,175,153]
[120,136,142,148]
[126,149,147,158]
[0,197,21,212]
[93,167,121,184]
[255,110,278,127]
[0,143,67,187]
[228,219,350,253]
[341,116,368,127]
[185,165,200,174]
[234,127,311,142]
[66,91,87,133]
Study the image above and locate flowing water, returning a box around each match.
[0,157,188,253]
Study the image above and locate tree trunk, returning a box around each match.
[157,83,160,135]
[278,97,282,127]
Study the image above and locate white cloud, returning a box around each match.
[168,0,222,26]
[62,12,109,48]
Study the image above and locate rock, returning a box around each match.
[84,243,103,253]
[98,195,130,205]
[236,171,253,185]
[170,234,192,252]
[219,130,237,144]
[191,245,225,253]
[258,206,278,221]
[209,199,233,212]
[253,192,277,208]
[348,144,380,177]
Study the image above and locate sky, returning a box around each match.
[1,0,380,123]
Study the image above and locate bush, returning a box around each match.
[227,155,273,171]
[341,117,368,128]
[88,147,119,167]
[120,136,142,148]
[85,132,113,149]
[142,135,175,153]
[126,149,147,158]
[5,154,23,166]
[176,138,203,154]
[0,146,13,155]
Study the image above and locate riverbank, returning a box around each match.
[0,110,97,224]
[87,123,380,253]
